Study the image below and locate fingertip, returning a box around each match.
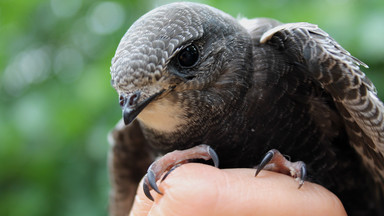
[149,163,224,216]
[300,182,347,216]
[129,178,155,216]
[130,163,222,216]
[130,164,347,216]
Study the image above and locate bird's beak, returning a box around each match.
[121,90,164,125]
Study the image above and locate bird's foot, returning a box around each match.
[255,149,306,188]
[143,144,219,201]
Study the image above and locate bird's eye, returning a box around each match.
[177,44,199,67]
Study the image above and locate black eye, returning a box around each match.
[177,44,199,67]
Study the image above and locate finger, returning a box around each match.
[130,163,347,216]
[128,178,153,216]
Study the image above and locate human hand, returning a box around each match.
[130,163,347,216]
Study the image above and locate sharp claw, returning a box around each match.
[298,163,307,189]
[255,150,275,177]
[208,146,219,168]
[147,169,163,195]
[254,149,307,189]
[298,181,304,189]
[143,176,154,201]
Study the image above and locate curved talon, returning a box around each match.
[208,146,220,167]
[143,177,154,201]
[255,149,307,189]
[298,163,307,189]
[255,150,275,177]
[142,144,220,201]
[147,169,162,195]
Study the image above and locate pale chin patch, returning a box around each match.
[136,98,185,133]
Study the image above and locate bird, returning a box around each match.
[108,2,384,216]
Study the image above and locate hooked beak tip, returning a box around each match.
[123,108,133,125]
[121,89,165,125]
[123,107,136,125]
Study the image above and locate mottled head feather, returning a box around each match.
[110,2,252,133]
[110,2,243,95]
[111,3,200,92]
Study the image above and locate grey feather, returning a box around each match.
[258,22,384,184]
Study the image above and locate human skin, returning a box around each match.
[129,163,347,216]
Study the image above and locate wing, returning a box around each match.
[248,21,384,183]
[108,119,155,216]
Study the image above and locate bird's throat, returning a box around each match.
[137,98,186,133]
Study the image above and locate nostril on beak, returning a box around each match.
[119,95,125,108]
[120,91,141,109]
[128,91,141,106]
[120,89,163,125]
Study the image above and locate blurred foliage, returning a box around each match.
[0,0,383,215]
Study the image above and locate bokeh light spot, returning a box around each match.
[2,47,51,96]
[50,0,82,18]
[54,47,84,83]
[87,1,125,35]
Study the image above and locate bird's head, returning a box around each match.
[110,2,252,133]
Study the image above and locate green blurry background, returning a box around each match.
[0,0,383,215]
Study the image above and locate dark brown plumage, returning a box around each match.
[109,2,384,215]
